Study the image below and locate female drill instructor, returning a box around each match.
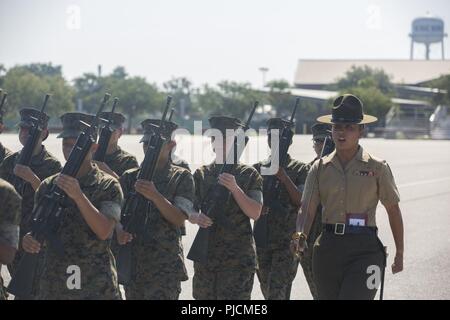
[291,94,404,300]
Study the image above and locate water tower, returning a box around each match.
[409,16,447,60]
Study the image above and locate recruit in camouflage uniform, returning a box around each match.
[94,112,139,179]
[297,123,331,300]
[0,178,21,300]
[0,108,62,298]
[117,119,195,300]
[253,118,309,300]
[192,116,263,300]
[22,112,123,300]
[138,118,191,237]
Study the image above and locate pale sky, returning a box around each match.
[1,0,449,88]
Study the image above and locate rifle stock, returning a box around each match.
[0,90,7,116]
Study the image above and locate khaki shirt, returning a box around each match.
[302,146,400,227]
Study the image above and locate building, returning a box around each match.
[286,59,450,138]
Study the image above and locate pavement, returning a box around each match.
[1,133,449,299]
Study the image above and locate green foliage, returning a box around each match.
[73,66,164,132]
[163,77,193,121]
[332,65,396,122]
[332,65,395,95]
[265,79,293,117]
[193,81,264,120]
[1,64,74,122]
[423,75,450,106]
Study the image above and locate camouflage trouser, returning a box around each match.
[193,265,255,300]
[7,248,45,300]
[256,245,299,300]
[298,209,322,300]
[125,272,182,300]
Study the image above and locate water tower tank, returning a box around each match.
[409,16,447,59]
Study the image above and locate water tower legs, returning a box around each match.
[410,40,414,60]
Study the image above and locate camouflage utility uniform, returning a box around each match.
[0,178,21,300]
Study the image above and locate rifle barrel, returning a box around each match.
[0,92,7,111]
[290,97,300,123]
[110,97,119,114]
[245,101,258,128]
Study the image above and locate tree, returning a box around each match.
[163,77,193,121]
[423,75,450,106]
[332,65,394,95]
[265,79,293,117]
[332,65,395,125]
[0,65,74,124]
[21,63,62,78]
[73,67,164,133]
[192,81,263,120]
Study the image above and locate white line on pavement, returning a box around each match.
[398,177,450,188]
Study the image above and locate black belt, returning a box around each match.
[323,223,377,235]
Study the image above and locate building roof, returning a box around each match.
[286,88,429,106]
[294,59,450,86]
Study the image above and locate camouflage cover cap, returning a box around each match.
[18,107,50,128]
[98,112,126,130]
[140,119,178,143]
[267,117,294,133]
[57,112,96,139]
[208,116,244,134]
[311,123,331,140]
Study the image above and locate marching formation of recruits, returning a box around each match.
[0,93,404,300]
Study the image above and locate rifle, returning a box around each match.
[0,90,7,121]
[187,101,258,264]
[7,93,110,298]
[320,135,335,157]
[12,94,50,195]
[253,97,299,248]
[168,108,175,121]
[116,96,172,285]
[93,97,119,162]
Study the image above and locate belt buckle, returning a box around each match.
[334,223,346,235]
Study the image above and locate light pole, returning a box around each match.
[259,67,269,89]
